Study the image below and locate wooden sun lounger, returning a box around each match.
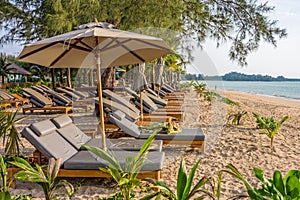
[0,102,12,109]
[12,93,30,105]
[23,106,73,115]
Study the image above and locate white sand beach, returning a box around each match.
[5,89,300,199]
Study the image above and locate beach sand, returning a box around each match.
[5,89,300,199]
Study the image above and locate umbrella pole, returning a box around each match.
[140,91,143,121]
[96,48,107,151]
[67,67,71,87]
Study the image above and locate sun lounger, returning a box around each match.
[108,110,205,153]
[0,90,22,107]
[8,118,165,180]
[12,93,30,105]
[55,87,81,101]
[63,86,90,99]
[22,88,72,114]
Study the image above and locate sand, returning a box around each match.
[4,89,300,199]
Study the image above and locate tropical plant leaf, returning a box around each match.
[183,160,201,199]
[177,158,187,200]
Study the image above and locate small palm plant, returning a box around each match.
[227,111,249,126]
[0,154,14,199]
[84,132,157,200]
[0,110,25,157]
[224,164,300,199]
[253,113,289,148]
[9,157,76,200]
[142,158,209,200]
[192,80,207,96]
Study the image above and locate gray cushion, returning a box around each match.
[146,92,167,106]
[108,111,141,138]
[21,127,77,163]
[52,115,73,128]
[140,128,205,141]
[84,138,162,152]
[64,150,165,171]
[56,124,91,150]
[112,110,126,120]
[30,119,57,136]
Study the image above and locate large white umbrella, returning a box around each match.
[17,22,171,150]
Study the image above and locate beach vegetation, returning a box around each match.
[224,164,300,199]
[0,56,10,84]
[0,110,25,157]
[9,157,76,200]
[192,80,207,96]
[227,111,249,126]
[142,158,210,200]
[84,132,157,200]
[253,113,290,148]
[0,154,14,199]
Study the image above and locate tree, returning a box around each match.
[1,0,286,66]
[0,56,10,84]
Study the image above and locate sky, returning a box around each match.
[1,0,300,78]
[188,0,300,78]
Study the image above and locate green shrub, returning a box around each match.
[253,113,289,148]
[227,111,249,125]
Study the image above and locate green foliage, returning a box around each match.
[253,113,290,148]
[0,154,14,199]
[224,164,300,200]
[0,56,10,84]
[178,81,193,89]
[0,110,25,157]
[140,120,181,134]
[83,132,157,200]
[6,85,22,94]
[1,1,286,66]
[9,157,75,200]
[227,111,249,126]
[191,80,207,96]
[142,158,209,200]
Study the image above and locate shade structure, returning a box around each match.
[17,22,172,150]
[7,63,31,75]
[154,58,164,93]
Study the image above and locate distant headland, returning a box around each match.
[184,72,300,81]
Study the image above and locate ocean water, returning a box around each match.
[197,81,300,101]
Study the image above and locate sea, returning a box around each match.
[194,80,300,101]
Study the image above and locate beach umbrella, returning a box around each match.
[17,22,172,150]
[132,63,148,120]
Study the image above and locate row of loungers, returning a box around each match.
[8,115,165,181]
[8,112,205,183]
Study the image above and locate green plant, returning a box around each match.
[9,157,75,200]
[192,80,207,96]
[84,132,157,200]
[0,154,14,199]
[224,164,300,200]
[142,158,209,200]
[179,81,193,89]
[0,110,25,157]
[227,111,249,125]
[6,85,22,94]
[253,113,289,148]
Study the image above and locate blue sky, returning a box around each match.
[1,1,299,78]
[188,0,300,78]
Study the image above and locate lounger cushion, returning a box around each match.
[84,138,163,152]
[52,115,73,128]
[108,111,141,138]
[30,119,57,136]
[140,128,205,141]
[30,98,46,108]
[22,127,77,163]
[112,110,127,121]
[64,150,165,171]
[57,124,91,150]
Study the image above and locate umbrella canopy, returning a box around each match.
[132,63,148,92]
[17,22,172,150]
[7,63,31,75]
[17,22,171,69]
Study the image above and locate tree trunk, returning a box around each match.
[51,69,55,88]
[59,69,64,85]
[101,67,115,88]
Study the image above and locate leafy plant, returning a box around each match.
[142,158,209,200]
[0,110,25,157]
[253,113,289,148]
[179,81,193,89]
[83,132,157,200]
[0,154,14,199]
[224,164,300,200]
[6,85,22,94]
[9,157,75,200]
[227,111,249,126]
[192,80,207,96]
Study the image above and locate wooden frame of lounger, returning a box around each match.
[0,102,12,109]
[7,150,161,183]
[23,106,73,115]
[12,93,30,105]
